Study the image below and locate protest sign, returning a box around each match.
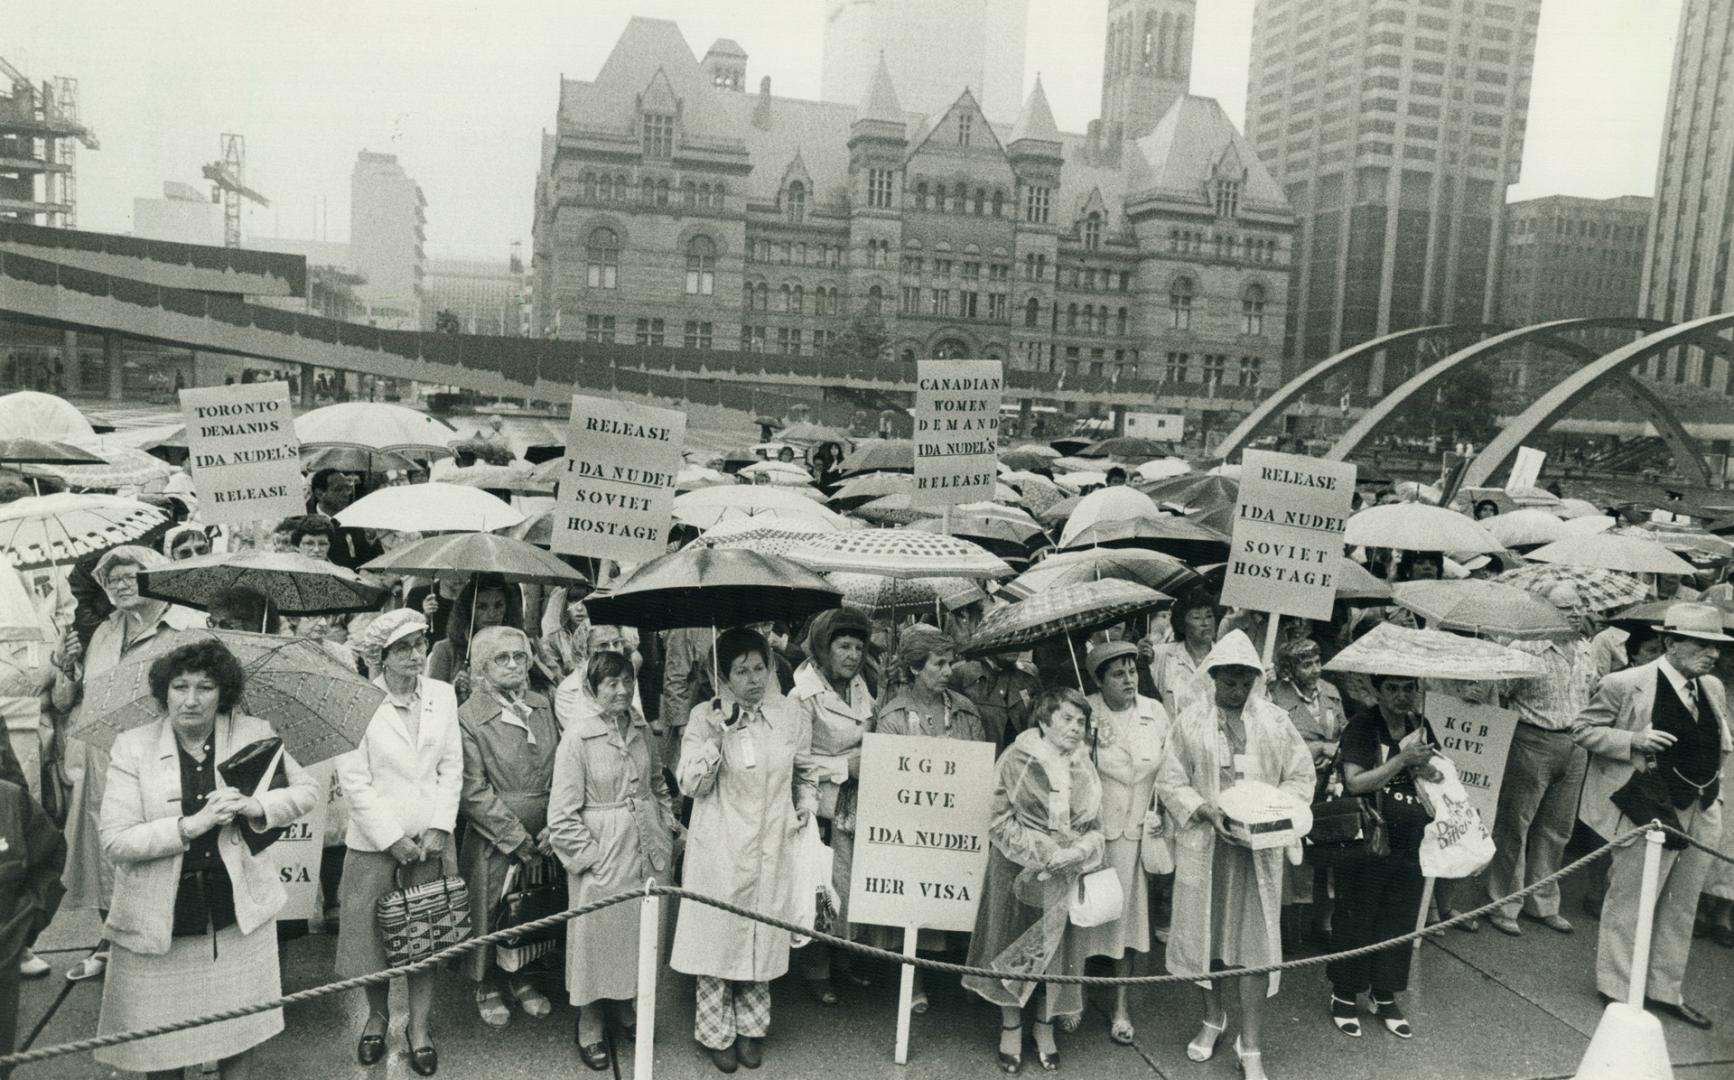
[552,394,685,563]
[1221,449,1357,622]
[179,382,302,526]
[1506,446,1546,492]
[850,732,995,933]
[272,765,330,921]
[912,359,1002,507]
[1425,691,1520,828]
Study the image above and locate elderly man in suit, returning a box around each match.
[1571,603,1731,1030]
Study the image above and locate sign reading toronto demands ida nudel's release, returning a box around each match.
[849,732,994,932]
[912,359,1003,508]
[553,394,686,563]
[179,382,303,527]
[1221,449,1358,622]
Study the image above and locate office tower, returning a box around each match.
[820,0,1027,123]
[350,151,428,330]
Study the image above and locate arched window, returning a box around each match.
[787,180,806,224]
[582,171,597,199]
[828,287,841,315]
[655,178,669,206]
[586,227,619,289]
[793,284,805,313]
[992,189,1005,217]
[682,180,697,207]
[1169,277,1195,330]
[973,188,986,215]
[1116,306,1129,335]
[710,182,725,209]
[778,284,792,312]
[1025,298,1040,328]
[1242,284,1267,335]
[867,285,883,314]
[743,283,755,310]
[1084,212,1102,250]
[1066,302,1079,331]
[917,181,929,210]
[754,282,769,310]
[685,236,716,296]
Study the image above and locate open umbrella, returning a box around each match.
[584,548,842,632]
[1057,487,1162,549]
[965,579,1167,657]
[1524,533,1695,577]
[740,460,816,486]
[836,439,914,477]
[1495,563,1648,612]
[1559,515,1618,537]
[697,517,840,556]
[673,485,846,530]
[1048,437,1093,457]
[1344,504,1501,554]
[1060,515,1232,564]
[295,402,460,456]
[0,561,47,644]
[1335,558,1394,603]
[911,511,1046,550]
[1554,498,1603,520]
[787,528,1011,580]
[0,493,170,572]
[362,532,588,586]
[832,472,913,504]
[0,391,96,441]
[1323,623,1547,682]
[830,572,985,617]
[850,493,941,526]
[999,448,1060,472]
[1079,437,1174,460]
[1135,457,1192,482]
[446,463,555,496]
[1608,598,1734,634]
[141,551,387,616]
[1483,508,1570,550]
[1392,580,1574,640]
[677,464,733,491]
[335,482,525,533]
[776,422,854,447]
[1136,472,1238,512]
[1617,524,1734,561]
[999,547,1200,602]
[71,627,386,764]
[19,441,174,490]
[1007,473,1066,516]
[0,438,104,467]
[1053,470,1108,493]
[302,445,420,476]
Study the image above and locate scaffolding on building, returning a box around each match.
[0,56,98,227]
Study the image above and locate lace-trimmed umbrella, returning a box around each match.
[0,493,169,572]
[1323,622,1547,681]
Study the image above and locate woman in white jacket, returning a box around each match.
[335,610,463,1077]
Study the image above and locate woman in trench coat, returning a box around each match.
[1156,630,1313,1080]
[670,628,820,1074]
[549,648,676,1071]
[454,626,559,1027]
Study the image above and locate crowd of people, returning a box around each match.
[1,429,1731,1080]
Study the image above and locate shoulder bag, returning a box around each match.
[376,867,471,968]
[1303,748,1390,866]
[1069,866,1125,927]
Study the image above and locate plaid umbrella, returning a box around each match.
[362,532,588,586]
[999,547,1200,601]
[787,528,1011,579]
[141,550,388,616]
[965,579,1167,657]
[830,572,985,616]
[584,547,842,632]
[71,628,385,764]
[1323,623,1547,681]
[0,493,170,571]
[1496,563,1649,612]
[1392,580,1574,641]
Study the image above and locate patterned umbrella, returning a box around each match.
[71,628,386,764]
[1324,622,1547,681]
[1496,563,1649,612]
[836,439,914,477]
[830,572,986,616]
[362,532,588,586]
[19,442,174,490]
[141,550,388,616]
[0,493,170,571]
[964,579,1167,657]
[295,402,460,455]
[697,517,840,556]
[999,547,1200,602]
[851,494,941,526]
[0,391,95,441]
[673,485,847,530]
[1524,533,1695,576]
[302,445,419,476]
[0,438,104,466]
[335,482,525,533]
[786,528,1011,579]
[584,547,842,632]
[1392,579,1574,641]
[910,511,1046,548]
[1008,473,1066,516]
[1344,504,1502,554]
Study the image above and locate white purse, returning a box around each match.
[1069,866,1125,927]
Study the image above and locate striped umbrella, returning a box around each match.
[964,579,1167,657]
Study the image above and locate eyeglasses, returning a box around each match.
[488,651,531,667]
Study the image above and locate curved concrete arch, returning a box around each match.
[1463,311,1734,489]
[1325,317,1661,462]
[1216,323,1486,462]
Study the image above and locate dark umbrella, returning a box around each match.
[1351,462,1394,485]
[1607,598,1734,634]
[998,449,1056,473]
[140,550,387,617]
[0,438,106,466]
[1060,516,1232,564]
[1185,504,1236,535]
[965,579,1168,657]
[910,513,1046,561]
[1136,472,1239,511]
[363,532,588,586]
[1079,437,1175,460]
[302,445,420,476]
[837,439,914,477]
[1048,437,1092,456]
[585,547,842,632]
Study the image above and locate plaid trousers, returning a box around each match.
[694,976,771,1049]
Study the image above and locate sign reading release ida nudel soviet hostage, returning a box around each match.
[553,394,686,564]
[1221,449,1358,622]
[179,382,304,527]
[850,732,995,932]
[912,359,1003,508]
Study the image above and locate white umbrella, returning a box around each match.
[672,486,846,530]
[1483,508,1570,549]
[1058,487,1162,549]
[0,561,47,643]
[677,464,733,491]
[1525,533,1696,577]
[1344,504,1502,554]
[1135,457,1192,482]
[739,460,815,486]
[0,493,170,571]
[1559,515,1618,536]
[1208,463,1244,479]
[1554,498,1603,520]
[0,391,95,441]
[1053,470,1108,493]
[786,528,1011,579]
[296,402,460,455]
[335,482,524,533]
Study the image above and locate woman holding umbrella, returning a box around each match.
[1156,631,1313,1080]
[670,627,822,1074]
[427,575,522,699]
[454,626,559,1028]
[93,639,319,1078]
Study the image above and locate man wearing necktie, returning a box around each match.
[1571,603,1732,1030]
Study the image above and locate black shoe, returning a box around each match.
[1647,998,1714,1030]
[578,1040,610,1071]
[737,1036,763,1070]
[707,1042,739,1073]
[405,1034,438,1076]
[356,1033,386,1067]
[997,1021,1023,1074]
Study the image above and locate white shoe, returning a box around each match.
[19,949,50,978]
[66,950,109,982]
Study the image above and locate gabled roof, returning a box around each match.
[858,52,904,126]
[1129,95,1286,210]
[906,89,1006,160]
[704,38,746,59]
[1009,75,1061,145]
[558,17,743,149]
[640,68,679,113]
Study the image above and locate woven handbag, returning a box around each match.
[376,869,471,967]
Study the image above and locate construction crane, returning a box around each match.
[0,56,99,227]
[201,133,268,247]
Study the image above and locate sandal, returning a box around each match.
[476,989,511,1028]
[1031,1020,1059,1072]
[511,980,553,1019]
[1373,997,1412,1039]
[805,978,840,1007]
[1186,1014,1228,1062]
[1109,1016,1136,1045]
[1330,994,1362,1038]
[1234,1037,1268,1080]
[997,1021,1022,1075]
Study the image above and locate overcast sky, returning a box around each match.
[10,0,1681,260]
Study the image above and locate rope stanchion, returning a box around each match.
[2,820,1725,1072]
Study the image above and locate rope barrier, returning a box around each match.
[3,820,1727,1070]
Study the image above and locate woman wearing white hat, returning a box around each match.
[335,609,463,1075]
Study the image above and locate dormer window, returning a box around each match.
[958,112,973,147]
[643,113,675,159]
[1084,212,1103,250]
[1214,178,1240,218]
[787,180,806,224]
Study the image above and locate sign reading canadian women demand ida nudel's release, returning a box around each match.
[1221,449,1357,622]
[912,359,1003,508]
[179,382,303,527]
[553,394,686,564]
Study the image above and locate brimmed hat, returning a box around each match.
[358,608,429,658]
[1659,602,1734,644]
[1085,640,1138,678]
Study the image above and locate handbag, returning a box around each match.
[375,868,471,968]
[491,859,569,947]
[218,737,289,856]
[1139,800,1173,876]
[1068,866,1124,927]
